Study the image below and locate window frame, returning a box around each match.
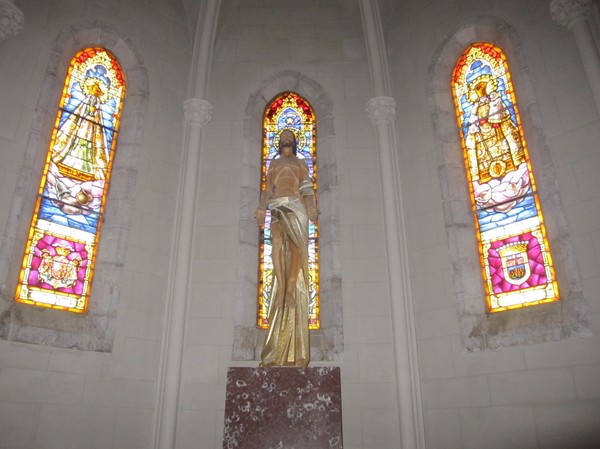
[430,21,590,351]
[14,47,126,314]
[450,42,559,313]
[0,23,148,352]
[257,91,320,331]
[233,71,343,362]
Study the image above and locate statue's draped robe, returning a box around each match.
[261,195,310,367]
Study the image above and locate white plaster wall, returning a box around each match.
[387,0,600,448]
[179,1,401,448]
[0,0,190,447]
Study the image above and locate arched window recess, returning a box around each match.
[14,47,125,313]
[258,91,320,329]
[451,42,559,312]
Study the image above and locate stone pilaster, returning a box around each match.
[366,96,396,125]
[360,2,424,448]
[183,97,213,125]
[152,2,220,448]
[551,0,600,113]
[550,0,592,27]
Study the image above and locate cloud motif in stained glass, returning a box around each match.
[15,48,125,313]
[452,42,558,312]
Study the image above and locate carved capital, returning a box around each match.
[0,0,24,43]
[366,96,396,125]
[550,0,592,28]
[183,98,213,125]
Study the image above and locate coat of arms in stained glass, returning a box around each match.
[258,92,320,329]
[452,42,558,311]
[15,48,125,313]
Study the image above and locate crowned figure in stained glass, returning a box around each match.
[52,65,113,182]
[15,48,124,313]
[452,43,558,311]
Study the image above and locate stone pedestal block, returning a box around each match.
[223,366,342,449]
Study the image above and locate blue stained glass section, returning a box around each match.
[38,196,100,233]
[277,107,302,128]
[476,194,538,232]
[263,225,272,240]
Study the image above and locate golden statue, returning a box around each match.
[255,129,318,367]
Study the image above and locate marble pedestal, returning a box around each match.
[223,366,342,449]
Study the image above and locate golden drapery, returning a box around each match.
[260,196,310,367]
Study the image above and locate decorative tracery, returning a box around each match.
[15,47,125,313]
[258,92,319,329]
[452,42,559,312]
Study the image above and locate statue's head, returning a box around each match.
[278,129,297,155]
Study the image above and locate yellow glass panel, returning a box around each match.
[451,43,558,312]
[15,48,125,313]
[258,92,320,329]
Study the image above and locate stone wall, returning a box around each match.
[0,0,598,448]
[181,1,401,447]
[0,0,190,447]
[388,0,600,447]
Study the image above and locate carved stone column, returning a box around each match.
[360,1,425,448]
[153,98,212,449]
[366,96,396,124]
[184,97,213,126]
[551,0,600,113]
[152,2,220,449]
[0,0,23,43]
[365,95,424,449]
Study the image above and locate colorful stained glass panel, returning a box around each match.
[452,42,558,312]
[15,48,125,313]
[258,92,320,329]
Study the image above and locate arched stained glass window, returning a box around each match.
[14,47,125,313]
[451,42,559,312]
[258,92,319,329]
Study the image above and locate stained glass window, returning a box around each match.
[451,42,559,312]
[258,92,320,329]
[14,47,125,313]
